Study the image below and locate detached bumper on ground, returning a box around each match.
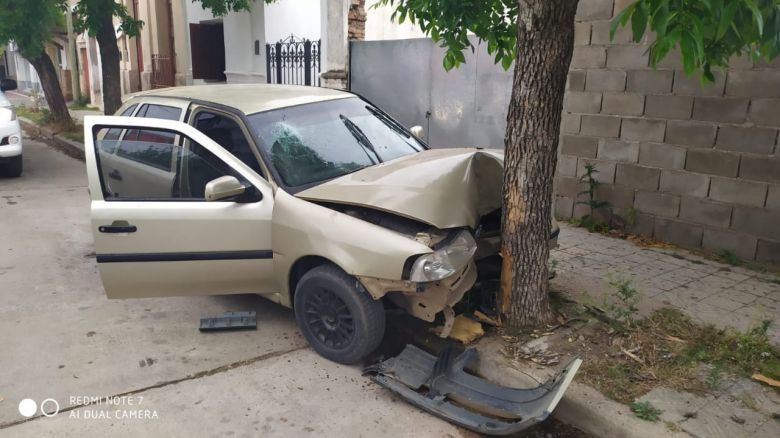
[366,345,581,436]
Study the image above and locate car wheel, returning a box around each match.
[3,155,22,177]
[294,263,385,364]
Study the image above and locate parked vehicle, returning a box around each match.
[0,78,22,177]
[84,84,559,364]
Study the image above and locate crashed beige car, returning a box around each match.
[84,84,558,364]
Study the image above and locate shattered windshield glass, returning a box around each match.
[247,97,425,187]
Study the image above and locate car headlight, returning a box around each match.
[410,230,477,282]
[0,106,15,122]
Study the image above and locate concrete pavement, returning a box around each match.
[0,138,466,436]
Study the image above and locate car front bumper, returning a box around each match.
[0,119,22,158]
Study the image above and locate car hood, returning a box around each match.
[295,148,504,229]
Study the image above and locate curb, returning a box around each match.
[474,337,687,438]
[18,117,85,161]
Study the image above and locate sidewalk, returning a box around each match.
[551,224,780,344]
[5,90,102,123]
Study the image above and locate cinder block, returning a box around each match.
[626,70,673,94]
[561,113,581,134]
[657,49,682,69]
[564,91,602,113]
[709,177,768,207]
[665,120,717,147]
[576,158,616,184]
[580,115,621,137]
[749,99,780,127]
[626,212,655,237]
[766,185,780,210]
[555,176,583,198]
[644,95,693,120]
[556,154,579,177]
[739,155,780,184]
[692,97,749,123]
[601,93,644,116]
[577,0,615,20]
[654,218,703,249]
[560,135,598,158]
[638,142,686,169]
[679,197,732,228]
[615,163,660,190]
[673,70,726,97]
[555,196,575,219]
[590,20,634,44]
[586,70,626,92]
[756,239,780,264]
[659,170,710,197]
[732,207,780,241]
[571,46,607,69]
[594,183,635,208]
[606,45,649,69]
[613,0,635,16]
[702,229,758,260]
[574,22,591,46]
[597,140,639,162]
[728,53,754,69]
[568,70,587,91]
[715,126,777,155]
[685,149,739,177]
[620,118,666,142]
[726,70,780,97]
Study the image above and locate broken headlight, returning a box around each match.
[410,230,477,282]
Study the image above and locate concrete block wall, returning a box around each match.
[555,0,780,263]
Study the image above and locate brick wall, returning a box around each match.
[348,0,366,41]
[555,0,780,263]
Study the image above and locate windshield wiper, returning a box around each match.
[365,106,413,140]
[340,114,382,164]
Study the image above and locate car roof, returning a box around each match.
[126,84,353,115]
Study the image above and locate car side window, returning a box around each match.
[124,104,182,145]
[94,126,246,201]
[101,104,139,152]
[193,110,264,176]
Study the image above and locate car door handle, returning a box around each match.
[108,169,123,181]
[98,223,137,233]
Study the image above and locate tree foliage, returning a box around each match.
[72,0,144,38]
[0,0,64,58]
[377,0,780,79]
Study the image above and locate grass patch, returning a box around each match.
[630,401,662,422]
[68,101,98,111]
[580,308,780,404]
[60,126,84,144]
[15,106,50,125]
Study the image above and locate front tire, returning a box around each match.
[294,264,385,364]
[2,155,22,177]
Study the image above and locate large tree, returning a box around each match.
[0,0,73,127]
[376,0,780,331]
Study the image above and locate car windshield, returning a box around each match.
[247,97,424,187]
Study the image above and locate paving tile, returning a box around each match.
[712,269,752,282]
[701,294,746,311]
[637,387,711,423]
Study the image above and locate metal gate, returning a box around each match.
[266,35,321,86]
[151,54,175,88]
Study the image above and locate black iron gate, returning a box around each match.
[266,35,321,86]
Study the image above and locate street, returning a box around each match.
[0,137,465,437]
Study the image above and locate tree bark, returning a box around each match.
[499,0,578,331]
[28,53,73,128]
[95,7,122,115]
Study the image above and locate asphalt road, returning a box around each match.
[0,137,466,437]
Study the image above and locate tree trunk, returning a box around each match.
[28,53,73,128]
[499,0,578,331]
[95,7,122,115]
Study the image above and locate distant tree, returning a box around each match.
[0,0,73,127]
[375,0,780,331]
[72,0,143,115]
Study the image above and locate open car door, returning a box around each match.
[84,116,277,300]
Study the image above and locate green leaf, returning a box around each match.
[746,0,764,36]
[611,2,637,41]
[631,3,648,42]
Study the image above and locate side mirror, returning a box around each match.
[410,125,425,139]
[204,175,259,202]
[0,78,17,92]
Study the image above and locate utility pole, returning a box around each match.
[65,2,81,103]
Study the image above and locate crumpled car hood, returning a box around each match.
[295,148,504,229]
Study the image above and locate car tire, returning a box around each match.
[3,155,22,177]
[294,263,385,364]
